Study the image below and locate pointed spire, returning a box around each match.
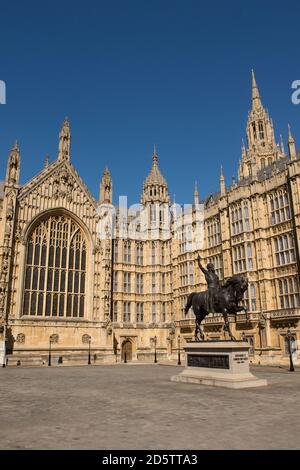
[252,69,263,109]
[240,139,246,162]
[220,165,226,196]
[44,155,49,168]
[194,180,199,205]
[103,165,110,176]
[6,141,20,184]
[280,134,285,154]
[288,123,294,142]
[58,117,71,161]
[152,144,158,165]
[141,146,169,205]
[238,159,243,181]
[288,124,296,160]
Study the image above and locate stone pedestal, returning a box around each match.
[171,341,267,389]
[0,340,6,367]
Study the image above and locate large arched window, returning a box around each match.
[23,215,87,318]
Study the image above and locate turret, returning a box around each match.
[239,70,279,180]
[141,146,169,205]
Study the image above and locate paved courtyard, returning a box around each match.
[0,364,299,450]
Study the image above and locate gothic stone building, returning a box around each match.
[0,71,299,365]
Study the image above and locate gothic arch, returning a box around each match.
[22,208,94,249]
[17,208,94,320]
[121,337,136,361]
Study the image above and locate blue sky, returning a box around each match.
[0,0,299,205]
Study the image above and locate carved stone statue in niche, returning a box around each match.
[58,119,70,160]
[104,294,110,317]
[4,219,12,239]
[105,184,111,202]
[6,198,14,220]
[0,258,9,284]
[7,147,19,184]
[0,288,6,310]
[15,226,22,243]
[51,169,74,201]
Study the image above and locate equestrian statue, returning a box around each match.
[184,255,249,341]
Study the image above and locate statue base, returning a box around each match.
[171,341,267,389]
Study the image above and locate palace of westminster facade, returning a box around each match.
[0,71,299,365]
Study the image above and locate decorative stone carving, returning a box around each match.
[104,294,110,317]
[93,240,103,256]
[51,168,75,201]
[58,118,71,161]
[49,334,59,344]
[6,143,20,185]
[106,325,113,335]
[0,257,9,284]
[0,288,6,310]
[14,226,24,244]
[82,334,91,344]
[6,198,14,220]
[4,219,12,239]
[16,333,25,344]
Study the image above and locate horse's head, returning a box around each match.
[235,276,248,302]
[223,275,248,302]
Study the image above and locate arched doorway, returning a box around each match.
[121,339,133,361]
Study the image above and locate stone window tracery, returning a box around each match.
[23,215,86,318]
[270,190,291,225]
[274,233,295,266]
[278,277,300,308]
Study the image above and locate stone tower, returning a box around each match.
[238,70,284,181]
[141,146,170,206]
[0,142,20,330]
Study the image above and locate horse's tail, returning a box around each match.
[184,293,195,316]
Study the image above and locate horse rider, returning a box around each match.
[197,255,221,313]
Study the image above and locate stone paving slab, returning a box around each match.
[0,365,299,450]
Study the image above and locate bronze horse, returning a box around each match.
[184,275,249,341]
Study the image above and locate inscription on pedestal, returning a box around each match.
[187,353,229,369]
[233,353,248,364]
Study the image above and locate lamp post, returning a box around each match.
[48,336,53,367]
[88,336,91,365]
[154,335,157,363]
[177,335,181,365]
[286,328,295,372]
[48,334,58,367]
[0,325,6,368]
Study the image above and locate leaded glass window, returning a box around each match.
[23,215,87,318]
